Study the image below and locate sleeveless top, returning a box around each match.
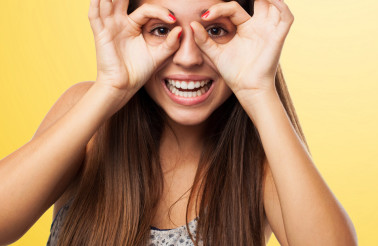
[46,199,201,246]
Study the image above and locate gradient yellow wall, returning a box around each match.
[1,0,377,245]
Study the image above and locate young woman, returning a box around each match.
[0,0,357,245]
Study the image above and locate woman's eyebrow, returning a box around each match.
[168,9,209,18]
[199,9,209,17]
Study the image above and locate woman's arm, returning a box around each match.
[0,0,184,242]
[190,1,357,243]
[0,81,132,245]
[236,88,358,245]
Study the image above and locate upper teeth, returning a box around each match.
[167,79,211,89]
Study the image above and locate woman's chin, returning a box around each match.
[165,111,209,127]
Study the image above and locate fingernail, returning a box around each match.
[178,31,182,39]
[190,25,194,33]
[201,10,210,18]
[168,13,176,21]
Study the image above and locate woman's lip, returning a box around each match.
[161,79,215,106]
[165,74,213,81]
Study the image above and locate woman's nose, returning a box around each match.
[172,27,204,68]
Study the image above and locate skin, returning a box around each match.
[0,0,357,245]
[143,0,234,127]
[141,0,358,244]
[141,2,236,218]
[138,0,279,239]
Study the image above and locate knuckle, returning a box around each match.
[230,1,239,9]
[138,3,169,18]
[141,3,151,10]
[88,12,95,20]
[88,9,99,20]
[289,14,295,23]
[282,3,290,11]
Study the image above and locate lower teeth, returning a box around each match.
[166,81,211,98]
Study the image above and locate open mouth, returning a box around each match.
[164,79,213,98]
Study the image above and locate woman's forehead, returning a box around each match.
[139,0,224,17]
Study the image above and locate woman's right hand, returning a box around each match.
[89,0,182,94]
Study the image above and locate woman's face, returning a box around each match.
[141,0,236,126]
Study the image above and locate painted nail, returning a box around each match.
[178,31,182,39]
[168,13,176,21]
[201,10,210,18]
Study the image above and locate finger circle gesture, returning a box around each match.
[88,0,182,93]
[190,0,294,95]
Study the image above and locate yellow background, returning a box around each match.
[1,0,377,245]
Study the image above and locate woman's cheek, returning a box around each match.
[210,29,237,44]
[142,29,166,46]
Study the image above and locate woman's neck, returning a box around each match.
[159,119,206,172]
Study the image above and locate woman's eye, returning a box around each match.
[207,26,228,38]
[148,25,229,39]
[150,26,170,37]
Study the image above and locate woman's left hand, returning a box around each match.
[190,0,294,96]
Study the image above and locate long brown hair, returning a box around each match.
[57,1,309,245]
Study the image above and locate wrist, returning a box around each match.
[234,88,281,124]
[234,87,279,107]
[91,81,138,116]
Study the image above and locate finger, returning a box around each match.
[99,0,114,19]
[114,0,129,16]
[253,0,271,19]
[153,26,183,62]
[128,3,176,29]
[268,0,294,24]
[190,21,220,63]
[88,0,104,36]
[269,0,295,34]
[268,1,281,26]
[201,1,251,26]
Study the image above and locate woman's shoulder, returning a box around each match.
[33,81,95,139]
[55,81,95,111]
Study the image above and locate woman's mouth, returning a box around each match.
[162,78,214,106]
[165,79,212,97]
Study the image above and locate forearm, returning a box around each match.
[0,82,133,244]
[235,87,357,245]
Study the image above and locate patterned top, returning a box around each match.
[46,199,201,246]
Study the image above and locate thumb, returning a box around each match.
[190,21,220,62]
